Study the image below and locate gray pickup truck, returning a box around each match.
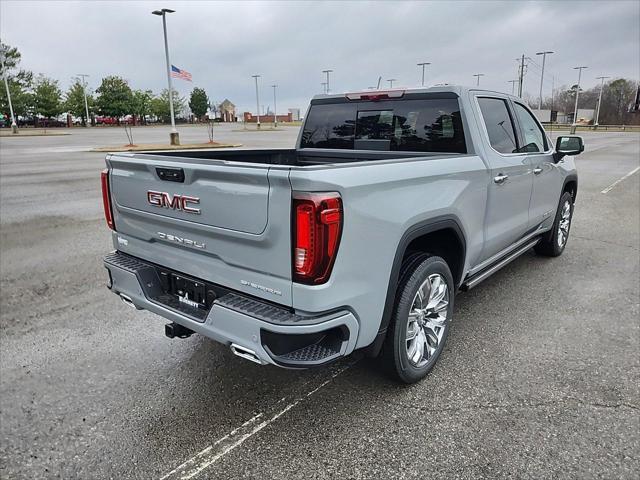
[102,86,582,383]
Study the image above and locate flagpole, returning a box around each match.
[152,8,179,145]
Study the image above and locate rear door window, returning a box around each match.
[477,97,519,154]
[301,98,466,153]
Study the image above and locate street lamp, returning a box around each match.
[473,73,484,86]
[271,84,278,128]
[387,78,397,88]
[508,80,518,95]
[321,82,327,94]
[0,52,18,134]
[151,8,179,145]
[77,74,91,127]
[535,51,553,110]
[322,69,333,93]
[252,75,261,129]
[417,62,430,87]
[572,66,588,127]
[594,76,610,127]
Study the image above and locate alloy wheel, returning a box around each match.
[405,273,449,367]
[557,200,572,247]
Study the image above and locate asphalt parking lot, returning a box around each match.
[1,125,638,479]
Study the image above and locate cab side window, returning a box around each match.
[477,97,518,154]
[513,102,548,153]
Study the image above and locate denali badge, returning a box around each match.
[147,190,201,214]
[158,232,206,250]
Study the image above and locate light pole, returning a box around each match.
[417,62,430,87]
[0,52,18,134]
[252,74,261,129]
[508,80,518,95]
[321,82,327,94]
[594,76,610,127]
[473,73,484,86]
[152,8,179,145]
[322,69,333,93]
[271,84,278,128]
[77,73,91,126]
[535,51,553,110]
[572,66,588,127]
[387,78,397,88]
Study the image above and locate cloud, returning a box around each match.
[1,0,638,113]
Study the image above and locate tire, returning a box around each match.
[381,254,454,384]
[535,191,574,257]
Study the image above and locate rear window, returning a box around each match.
[300,98,466,153]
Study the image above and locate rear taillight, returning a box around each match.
[292,192,342,284]
[101,169,115,230]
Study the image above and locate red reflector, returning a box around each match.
[292,192,342,284]
[101,169,115,230]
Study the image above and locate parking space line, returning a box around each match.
[601,166,640,194]
[159,361,356,480]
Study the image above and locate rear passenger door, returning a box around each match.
[475,95,533,261]
[511,101,562,229]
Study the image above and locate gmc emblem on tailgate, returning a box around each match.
[147,190,201,214]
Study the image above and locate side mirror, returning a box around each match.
[554,136,584,162]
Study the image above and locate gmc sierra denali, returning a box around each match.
[102,86,582,383]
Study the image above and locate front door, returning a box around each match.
[511,101,564,229]
[474,95,533,261]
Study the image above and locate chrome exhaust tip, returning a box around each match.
[119,293,137,309]
[230,343,264,364]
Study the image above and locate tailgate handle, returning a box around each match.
[156,167,185,183]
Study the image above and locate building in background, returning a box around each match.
[243,112,293,123]
[288,108,301,121]
[567,109,595,125]
[218,99,237,122]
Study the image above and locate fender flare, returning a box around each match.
[365,215,467,357]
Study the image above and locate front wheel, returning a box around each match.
[535,191,574,257]
[381,254,454,384]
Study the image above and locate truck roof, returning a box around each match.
[312,85,517,102]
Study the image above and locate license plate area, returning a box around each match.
[157,270,215,310]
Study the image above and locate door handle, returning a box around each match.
[494,174,508,184]
[533,167,543,175]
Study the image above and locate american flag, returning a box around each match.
[171,65,192,82]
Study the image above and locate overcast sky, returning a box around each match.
[1,0,639,114]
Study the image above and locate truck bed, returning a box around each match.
[137,148,444,167]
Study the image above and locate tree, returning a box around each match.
[0,41,21,70]
[538,79,639,125]
[600,78,636,124]
[131,89,154,125]
[0,41,34,120]
[151,89,185,123]
[188,87,209,120]
[95,75,133,121]
[65,79,94,125]
[33,75,63,120]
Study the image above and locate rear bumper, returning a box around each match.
[104,251,359,367]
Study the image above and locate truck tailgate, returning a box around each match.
[106,154,293,306]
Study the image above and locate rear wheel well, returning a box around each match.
[404,228,464,287]
[563,180,578,202]
[365,222,466,358]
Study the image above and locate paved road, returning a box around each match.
[1,126,638,479]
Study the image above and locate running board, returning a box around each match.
[460,238,540,291]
